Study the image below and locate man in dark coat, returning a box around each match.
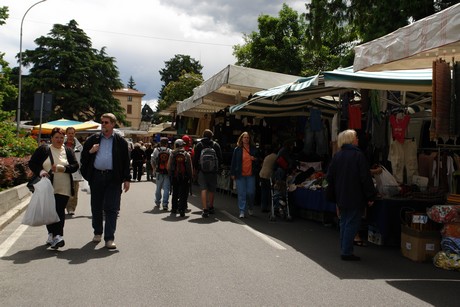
[327,129,377,261]
[80,113,131,249]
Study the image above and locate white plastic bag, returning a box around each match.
[22,177,59,226]
[374,165,400,196]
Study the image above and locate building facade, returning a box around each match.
[112,88,145,128]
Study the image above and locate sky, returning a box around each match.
[1,0,308,110]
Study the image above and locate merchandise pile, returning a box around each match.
[427,194,460,270]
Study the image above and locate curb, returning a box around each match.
[0,196,30,231]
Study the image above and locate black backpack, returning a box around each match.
[199,142,218,173]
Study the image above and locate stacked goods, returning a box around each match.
[427,195,460,271]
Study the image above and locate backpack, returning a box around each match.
[199,142,218,173]
[171,150,188,179]
[156,148,170,174]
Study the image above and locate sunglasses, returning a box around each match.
[101,120,111,124]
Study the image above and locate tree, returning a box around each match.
[19,20,126,124]
[127,75,137,90]
[233,4,304,76]
[157,71,203,112]
[303,0,356,74]
[0,6,36,158]
[158,54,202,101]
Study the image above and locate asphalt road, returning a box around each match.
[1,176,459,307]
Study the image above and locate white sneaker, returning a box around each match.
[67,210,75,216]
[50,235,65,249]
[239,212,245,218]
[248,209,253,216]
[46,233,53,246]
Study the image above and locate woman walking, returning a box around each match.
[29,127,79,249]
[230,132,259,218]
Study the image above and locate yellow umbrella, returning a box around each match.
[32,119,99,134]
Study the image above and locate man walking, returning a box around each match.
[193,129,222,217]
[80,113,131,249]
[64,126,83,216]
[152,137,171,210]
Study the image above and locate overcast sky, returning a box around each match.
[1,0,308,110]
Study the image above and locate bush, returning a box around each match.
[0,156,32,191]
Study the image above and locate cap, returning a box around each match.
[160,137,168,141]
[174,139,186,147]
[182,135,191,143]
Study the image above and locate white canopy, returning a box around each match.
[353,3,460,72]
[177,65,299,118]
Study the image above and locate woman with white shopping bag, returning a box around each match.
[28,127,79,249]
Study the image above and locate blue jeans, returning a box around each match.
[236,176,255,213]
[339,207,362,256]
[90,171,122,242]
[155,173,170,207]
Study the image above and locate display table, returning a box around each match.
[367,197,438,246]
[291,188,336,212]
[291,188,336,223]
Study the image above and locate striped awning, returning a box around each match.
[324,67,432,92]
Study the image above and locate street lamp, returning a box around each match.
[16,0,47,137]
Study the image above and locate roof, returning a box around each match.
[353,3,460,71]
[177,65,300,118]
[113,88,146,97]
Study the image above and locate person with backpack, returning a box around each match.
[193,129,222,218]
[168,139,193,217]
[152,137,172,210]
[230,131,259,218]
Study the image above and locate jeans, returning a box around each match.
[236,175,255,213]
[155,173,170,207]
[90,171,122,242]
[339,207,362,256]
[260,178,271,211]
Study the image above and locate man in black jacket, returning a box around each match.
[80,113,131,249]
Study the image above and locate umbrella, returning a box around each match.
[31,119,99,134]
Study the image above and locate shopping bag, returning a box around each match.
[373,165,400,196]
[26,175,40,193]
[22,177,59,226]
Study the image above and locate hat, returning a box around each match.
[174,139,186,147]
[160,137,168,141]
[182,135,191,143]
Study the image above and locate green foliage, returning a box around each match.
[0,110,37,157]
[158,54,203,100]
[127,76,137,90]
[19,20,126,125]
[233,4,304,76]
[157,72,203,111]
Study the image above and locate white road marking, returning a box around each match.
[221,210,286,250]
[0,224,29,258]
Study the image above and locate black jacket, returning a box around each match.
[80,133,131,183]
[326,144,377,209]
[28,145,79,196]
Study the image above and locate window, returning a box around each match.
[127,104,132,114]
[128,96,132,102]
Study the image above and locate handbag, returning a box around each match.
[22,177,59,226]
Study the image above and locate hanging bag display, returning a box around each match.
[22,177,59,226]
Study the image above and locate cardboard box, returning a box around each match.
[400,225,441,262]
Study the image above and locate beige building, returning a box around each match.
[112,88,145,128]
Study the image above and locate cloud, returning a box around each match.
[1,0,307,102]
